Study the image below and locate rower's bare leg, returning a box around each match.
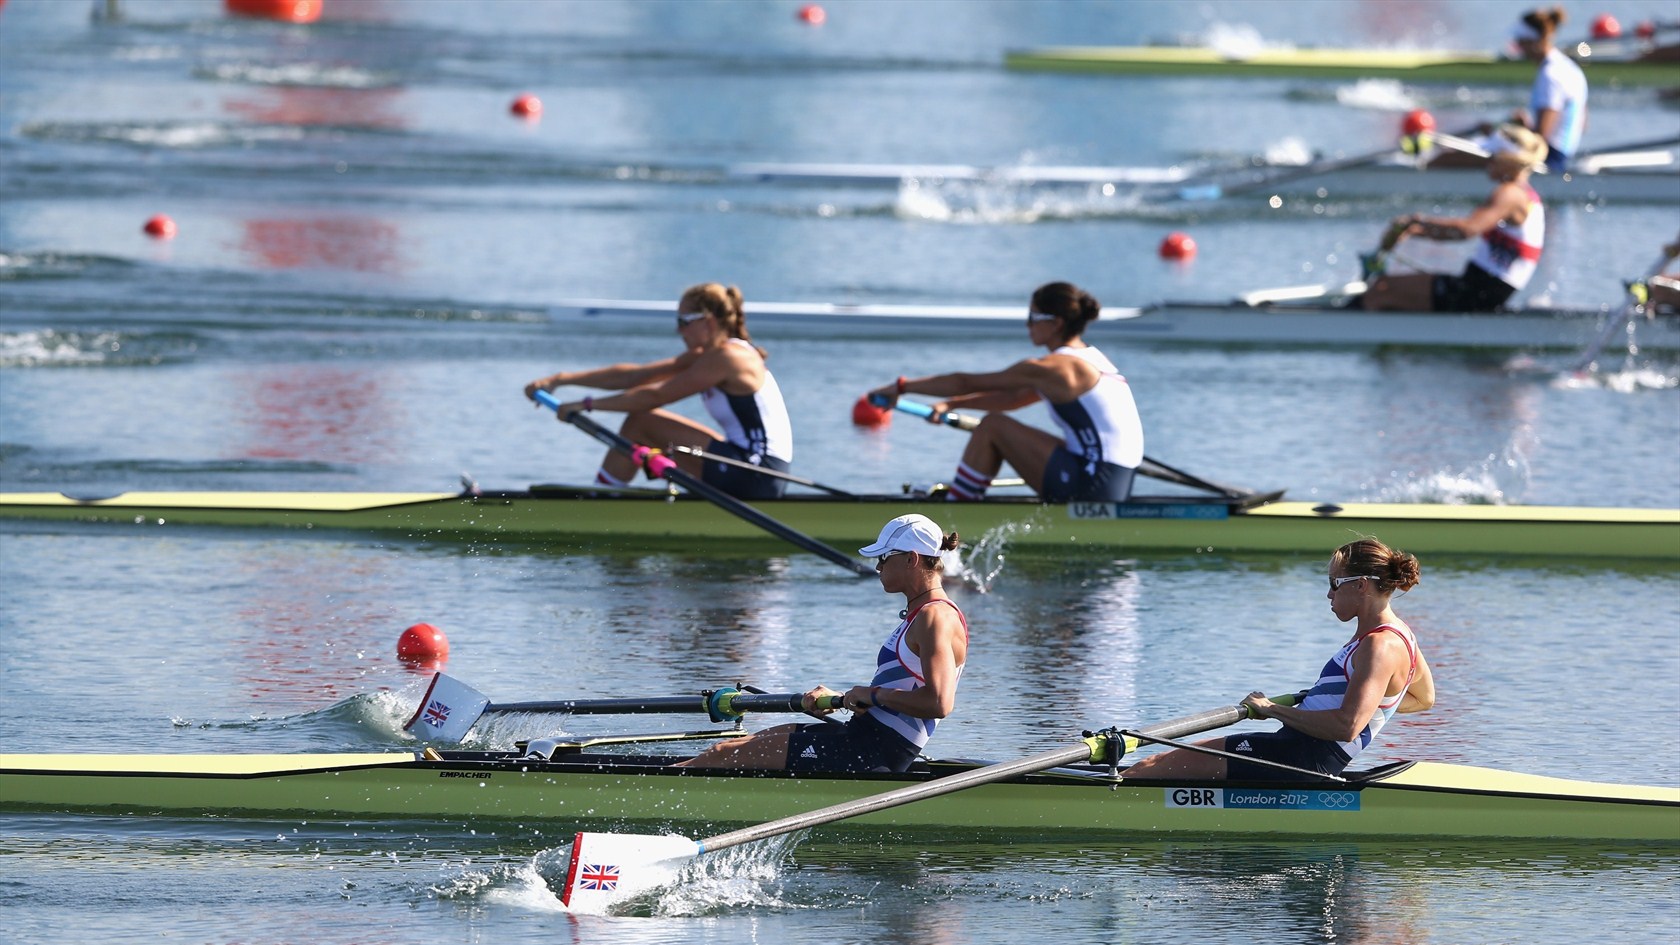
[1121,738,1230,780]
[599,409,721,483]
[673,724,799,769]
[1360,273,1435,312]
[953,415,1061,497]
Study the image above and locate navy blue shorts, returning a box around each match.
[1221,729,1351,781]
[1430,263,1516,313]
[699,439,791,500]
[784,714,921,774]
[1040,447,1136,503]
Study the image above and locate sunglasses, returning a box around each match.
[676,311,709,329]
[1027,310,1059,324]
[1329,574,1377,591]
[875,550,913,570]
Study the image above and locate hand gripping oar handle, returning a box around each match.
[534,390,871,577]
[693,693,1297,854]
[876,395,1257,500]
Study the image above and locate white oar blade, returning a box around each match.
[560,832,700,914]
[402,672,490,743]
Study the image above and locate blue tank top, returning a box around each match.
[867,599,967,750]
[1297,624,1418,762]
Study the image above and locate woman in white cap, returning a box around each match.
[523,282,794,499]
[868,281,1143,504]
[677,514,966,773]
[1360,124,1549,313]
[1510,6,1587,173]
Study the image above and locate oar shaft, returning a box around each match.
[670,445,855,497]
[534,391,871,576]
[489,693,839,717]
[696,699,1264,854]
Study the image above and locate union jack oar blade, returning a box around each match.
[560,832,701,914]
[402,672,490,743]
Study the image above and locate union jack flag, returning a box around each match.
[422,700,450,728]
[578,864,619,891]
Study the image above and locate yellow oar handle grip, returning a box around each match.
[1244,690,1306,720]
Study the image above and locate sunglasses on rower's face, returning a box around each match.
[1027,310,1058,324]
[1329,574,1376,592]
[875,550,912,570]
[676,311,709,329]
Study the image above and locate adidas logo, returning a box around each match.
[800,746,818,759]
[1234,739,1251,753]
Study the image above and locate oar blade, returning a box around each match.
[560,831,701,914]
[402,672,490,743]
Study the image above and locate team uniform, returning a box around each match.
[1222,623,1420,781]
[697,339,795,499]
[785,599,968,774]
[1038,345,1144,502]
[1530,48,1587,172]
[1432,183,1545,312]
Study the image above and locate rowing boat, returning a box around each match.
[548,295,1680,352]
[1,748,1672,841]
[1003,44,1680,86]
[4,486,1675,560]
[726,153,1680,204]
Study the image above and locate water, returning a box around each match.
[2,1,1677,942]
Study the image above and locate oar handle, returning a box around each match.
[871,393,977,431]
[533,390,873,577]
[486,690,842,722]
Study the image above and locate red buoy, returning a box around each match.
[1636,20,1657,39]
[1400,109,1436,137]
[852,395,891,428]
[510,94,542,119]
[1158,232,1197,261]
[224,0,322,23]
[397,623,450,664]
[1591,14,1621,39]
[797,4,826,26]
[143,214,177,240]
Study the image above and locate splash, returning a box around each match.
[530,832,806,917]
[1367,445,1532,506]
[1333,79,1417,111]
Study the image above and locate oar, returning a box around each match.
[1173,126,1453,202]
[668,445,856,497]
[1567,252,1679,374]
[404,672,843,743]
[533,390,871,577]
[559,694,1293,913]
[873,395,1257,500]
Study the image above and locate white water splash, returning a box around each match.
[1205,23,1275,59]
[0,330,125,367]
[1333,79,1417,111]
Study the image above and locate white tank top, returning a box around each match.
[1041,345,1144,469]
[867,599,967,750]
[1298,624,1419,762]
[699,339,794,463]
[1470,184,1544,291]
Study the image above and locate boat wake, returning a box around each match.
[526,833,806,917]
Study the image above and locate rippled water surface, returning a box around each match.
[2,1,1677,943]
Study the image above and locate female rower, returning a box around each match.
[677,514,967,773]
[1511,6,1587,173]
[1360,125,1548,313]
[869,281,1143,502]
[1125,538,1435,782]
[522,282,794,499]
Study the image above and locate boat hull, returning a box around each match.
[544,297,1680,352]
[1003,45,1680,87]
[2,489,1676,560]
[1,753,1674,842]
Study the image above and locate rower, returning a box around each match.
[675,514,967,773]
[1125,537,1435,782]
[868,281,1144,503]
[523,282,795,500]
[1359,125,1549,313]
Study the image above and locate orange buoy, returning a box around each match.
[797,4,826,26]
[224,0,322,24]
[1158,232,1196,261]
[510,94,542,119]
[1400,109,1436,137]
[1591,14,1621,39]
[397,623,450,664]
[143,214,177,240]
[1636,20,1657,39]
[851,395,891,428]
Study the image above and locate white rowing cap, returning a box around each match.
[403,672,490,744]
[561,831,701,914]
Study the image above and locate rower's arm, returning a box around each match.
[855,607,965,721]
[1258,634,1407,743]
[581,348,737,414]
[526,353,694,398]
[1402,184,1527,243]
[1397,650,1434,713]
